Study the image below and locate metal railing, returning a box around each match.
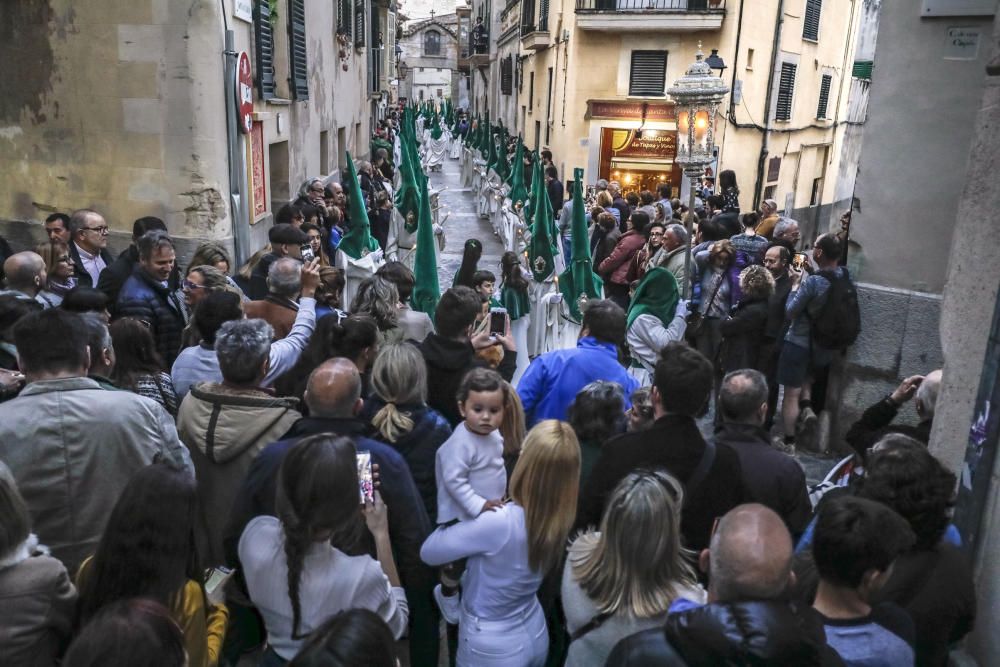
[575,0,724,10]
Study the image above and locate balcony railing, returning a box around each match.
[575,0,724,10]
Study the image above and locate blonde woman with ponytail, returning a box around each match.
[421,420,580,667]
[562,470,705,667]
[363,343,452,522]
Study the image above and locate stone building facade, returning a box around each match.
[398,11,462,104]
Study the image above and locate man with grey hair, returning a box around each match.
[845,369,942,459]
[177,317,301,565]
[244,257,304,340]
[607,504,841,666]
[67,209,114,288]
[116,231,186,366]
[714,369,811,537]
[648,223,690,288]
[79,312,116,390]
[0,252,49,308]
[772,217,801,253]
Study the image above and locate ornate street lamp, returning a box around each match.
[667,45,729,298]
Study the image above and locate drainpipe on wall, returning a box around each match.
[753,0,785,211]
[223,29,251,267]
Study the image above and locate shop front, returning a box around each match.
[585,100,680,195]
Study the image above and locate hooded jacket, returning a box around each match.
[177,383,300,566]
[607,600,844,666]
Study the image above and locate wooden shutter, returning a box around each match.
[253,0,275,100]
[775,62,796,121]
[288,0,308,100]
[816,73,832,119]
[628,51,667,97]
[501,56,513,95]
[852,60,873,80]
[803,0,822,41]
[355,0,366,47]
[539,0,550,31]
[338,0,352,38]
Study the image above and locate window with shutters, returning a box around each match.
[774,62,796,121]
[253,0,276,100]
[539,0,550,31]
[338,0,353,38]
[355,0,366,48]
[424,30,441,56]
[288,0,308,100]
[501,56,513,95]
[802,0,822,41]
[629,51,667,97]
[816,73,832,119]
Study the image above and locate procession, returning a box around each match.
[1,0,997,664]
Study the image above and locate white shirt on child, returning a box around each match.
[435,422,506,523]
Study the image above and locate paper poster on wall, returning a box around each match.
[248,121,267,220]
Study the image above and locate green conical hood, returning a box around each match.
[411,176,440,317]
[430,113,443,140]
[338,152,380,260]
[507,139,528,208]
[527,155,555,282]
[394,132,421,234]
[559,168,604,321]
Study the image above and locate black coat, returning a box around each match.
[713,422,812,537]
[547,178,565,217]
[360,399,453,522]
[115,267,186,366]
[577,414,745,551]
[418,334,516,427]
[765,272,793,341]
[607,600,845,667]
[69,242,115,289]
[97,245,181,315]
[719,297,769,373]
[844,395,932,460]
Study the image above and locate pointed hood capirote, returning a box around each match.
[559,168,604,322]
[338,151,380,260]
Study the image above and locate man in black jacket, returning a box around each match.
[762,244,793,428]
[545,165,564,217]
[607,505,844,666]
[844,370,939,459]
[715,370,811,538]
[67,209,115,288]
[418,286,516,426]
[577,342,745,550]
[97,216,174,313]
[116,231,186,366]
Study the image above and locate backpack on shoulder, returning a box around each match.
[809,268,861,350]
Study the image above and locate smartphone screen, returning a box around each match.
[204,566,234,595]
[793,253,808,270]
[300,243,315,263]
[489,308,507,337]
[357,451,374,504]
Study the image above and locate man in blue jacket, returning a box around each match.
[223,358,438,667]
[518,299,639,425]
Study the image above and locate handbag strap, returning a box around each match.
[570,611,613,642]
[703,272,726,313]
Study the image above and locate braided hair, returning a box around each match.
[275,434,361,638]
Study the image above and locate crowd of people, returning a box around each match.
[0,114,976,667]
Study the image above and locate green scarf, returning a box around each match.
[626,267,680,330]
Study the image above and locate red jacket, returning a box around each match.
[598,230,645,286]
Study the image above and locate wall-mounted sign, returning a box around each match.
[945,27,981,60]
[587,100,676,122]
[248,121,267,219]
[234,0,253,23]
[237,51,254,134]
[922,0,995,17]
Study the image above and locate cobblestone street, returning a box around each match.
[428,156,505,290]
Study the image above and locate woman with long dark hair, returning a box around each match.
[288,609,398,667]
[239,435,408,665]
[109,317,179,415]
[75,464,228,667]
[64,599,187,667]
[452,238,483,289]
[273,314,379,403]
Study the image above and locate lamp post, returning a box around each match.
[667,45,729,299]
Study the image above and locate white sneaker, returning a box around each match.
[433,584,461,625]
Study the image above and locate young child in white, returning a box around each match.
[435,367,507,524]
[433,367,508,623]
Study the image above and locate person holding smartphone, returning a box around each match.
[239,434,408,666]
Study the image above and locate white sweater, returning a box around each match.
[435,422,507,523]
